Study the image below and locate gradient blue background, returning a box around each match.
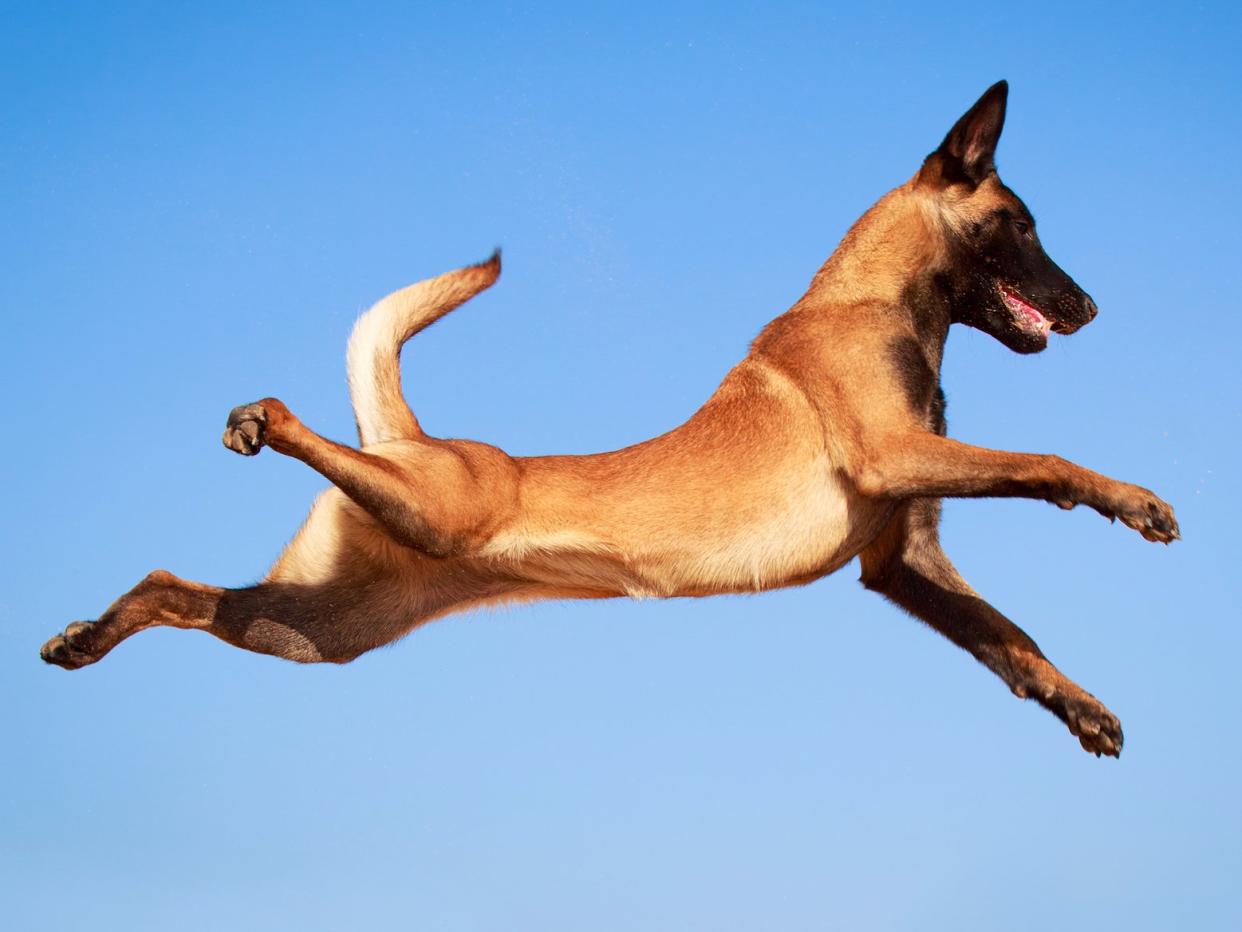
[3,3,1239,929]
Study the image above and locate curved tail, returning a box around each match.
[346,251,501,446]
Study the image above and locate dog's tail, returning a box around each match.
[346,251,501,446]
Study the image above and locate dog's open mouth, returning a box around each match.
[1000,287,1057,338]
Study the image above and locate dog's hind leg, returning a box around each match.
[222,397,520,558]
[859,498,1124,756]
[41,571,222,669]
[39,478,509,670]
[39,567,424,669]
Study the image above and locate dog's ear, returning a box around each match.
[919,80,1008,188]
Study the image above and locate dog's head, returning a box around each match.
[917,81,1097,353]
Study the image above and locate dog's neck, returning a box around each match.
[801,182,955,365]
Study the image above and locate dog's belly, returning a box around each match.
[488,457,894,599]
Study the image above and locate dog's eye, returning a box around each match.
[1014,219,1031,235]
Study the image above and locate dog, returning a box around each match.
[41,81,1177,757]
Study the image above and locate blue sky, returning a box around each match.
[3,2,1240,929]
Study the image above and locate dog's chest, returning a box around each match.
[669,458,889,593]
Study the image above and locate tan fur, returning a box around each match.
[347,255,502,445]
[42,85,1178,757]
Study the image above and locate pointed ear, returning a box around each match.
[918,80,1008,188]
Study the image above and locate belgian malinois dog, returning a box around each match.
[41,81,1177,757]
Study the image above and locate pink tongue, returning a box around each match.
[1005,290,1048,328]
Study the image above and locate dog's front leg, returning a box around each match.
[860,501,1123,756]
[857,432,1179,542]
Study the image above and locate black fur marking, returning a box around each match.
[888,336,936,414]
[931,386,947,436]
[918,80,1008,188]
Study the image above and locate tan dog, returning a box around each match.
[41,81,1177,757]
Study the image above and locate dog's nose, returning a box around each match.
[1084,295,1098,320]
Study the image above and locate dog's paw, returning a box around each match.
[40,621,101,670]
[1012,675,1123,757]
[1059,692,1124,758]
[223,402,269,456]
[1108,485,1180,544]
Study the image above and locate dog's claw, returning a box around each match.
[223,403,269,456]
